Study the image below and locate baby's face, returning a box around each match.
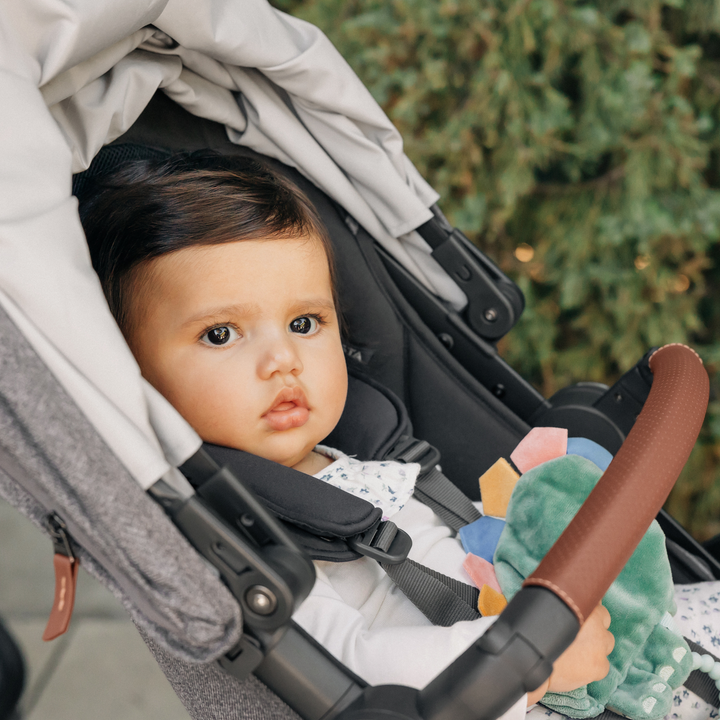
[128,235,347,472]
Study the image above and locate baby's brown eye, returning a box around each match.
[209,327,230,344]
[201,326,238,346]
[290,316,318,335]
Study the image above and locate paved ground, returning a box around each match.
[0,498,190,720]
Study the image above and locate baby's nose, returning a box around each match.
[258,337,303,378]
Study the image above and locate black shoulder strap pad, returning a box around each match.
[203,444,382,541]
[322,369,411,460]
[199,370,414,562]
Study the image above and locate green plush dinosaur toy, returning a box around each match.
[493,452,693,720]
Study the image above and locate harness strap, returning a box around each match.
[388,436,481,532]
[413,466,482,532]
[365,442,484,625]
[382,559,481,627]
[354,510,481,627]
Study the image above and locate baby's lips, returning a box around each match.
[262,385,311,431]
[263,404,310,431]
[273,401,298,412]
[264,385,309,415]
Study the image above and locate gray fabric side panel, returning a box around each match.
[139,627,301,720]
[0,303,241,662]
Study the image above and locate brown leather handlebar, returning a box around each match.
[523,344,709,624]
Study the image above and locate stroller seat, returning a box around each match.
[0,5,717,719]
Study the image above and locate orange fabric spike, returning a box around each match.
[477,584,508,616]
[478,458,520,518]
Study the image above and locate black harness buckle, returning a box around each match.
[386,436,441,475]
[348,521,412,564]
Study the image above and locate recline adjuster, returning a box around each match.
[348,520,412,564]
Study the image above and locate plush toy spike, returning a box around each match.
[459,516,506,563]
[479,458,519,518]
[463,553,502,593]
[566,437,613,471]
[510,427,567,473]
[478,585,507,616]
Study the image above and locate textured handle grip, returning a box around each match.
[523,344,709,623]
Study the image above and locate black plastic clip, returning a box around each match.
[218,634,265,681]
[386,436,441,475]
[416,217,523,341]
[45,513,74,560]
[348,521,412,564]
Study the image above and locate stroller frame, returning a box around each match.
[63,93,715,720]
[1,4,718,717]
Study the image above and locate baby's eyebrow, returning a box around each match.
[180,298,335,328]
[287,298,336,315]
[180,302,261,327]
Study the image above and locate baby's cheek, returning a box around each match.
[155,360,232,437]
[321,370,348,434]
[186,399,255,448]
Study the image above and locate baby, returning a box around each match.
[78,150,616,718]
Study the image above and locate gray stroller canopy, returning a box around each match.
[0,0,467,493]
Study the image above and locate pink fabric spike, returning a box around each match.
[463,553,502,593]
[510,426,568,474]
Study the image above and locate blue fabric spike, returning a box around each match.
[459,516,506,562]
[567,437,613,471]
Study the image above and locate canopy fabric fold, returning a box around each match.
[1,0,463,488]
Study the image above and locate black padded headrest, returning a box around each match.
[323,370,410,461]
[72,144,171,199]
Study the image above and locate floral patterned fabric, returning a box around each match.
[313,445,420,520]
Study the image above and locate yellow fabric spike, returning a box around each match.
[478,584,508,616]
[479,458,520,518]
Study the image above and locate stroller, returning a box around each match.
[0,2,718,718]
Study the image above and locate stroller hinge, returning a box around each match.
[416,218,522,341]
[149,466,316,634]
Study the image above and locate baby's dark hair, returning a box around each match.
[78,151,337,334]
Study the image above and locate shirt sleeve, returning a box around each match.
[292,493,531,720]
[293,568,529,720]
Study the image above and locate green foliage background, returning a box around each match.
[276,0,720,540]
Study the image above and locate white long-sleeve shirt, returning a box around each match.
[292,447,529,720]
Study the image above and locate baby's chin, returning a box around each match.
[216,434,320,472]
[264,438,332,475]
[269,445,320,473]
